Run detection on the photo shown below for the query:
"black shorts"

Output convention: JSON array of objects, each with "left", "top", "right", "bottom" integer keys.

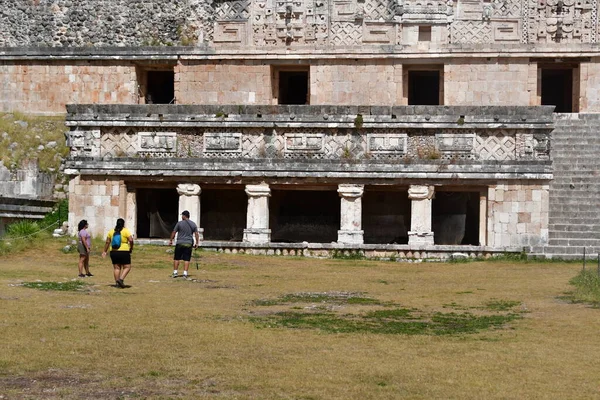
[
  {"left": 110, "top": 251, "right": 131, "bottom": 265},
  {"left": 174, "top": 244, "right": 193, "bottom": 261}
]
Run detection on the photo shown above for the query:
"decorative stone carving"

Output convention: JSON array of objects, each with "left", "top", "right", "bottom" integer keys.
[
  {"left": 204, "top": 132, "right": 242, "bottom": 152},
  {"left": 138, "top": 132, "right": 177, "bottom": 157},
  {"left": 367, "top": 133, "right": 407, "bottom": 154},
  {"left": 285, "top": 133, "right": 324, "bottom": 152},
  {"left": 68, "top": 128, "right": 101, "bottom": 158},
  {"left": 436, "top": 132, "right": 474, "bottom": 158},
  {"left": 474, "top": 132, "right": 516, "bottom": 161}
]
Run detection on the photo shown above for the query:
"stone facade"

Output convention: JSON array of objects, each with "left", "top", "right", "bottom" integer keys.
[{"left": 2, "top": 0, "right": 600, "bottom": 258}]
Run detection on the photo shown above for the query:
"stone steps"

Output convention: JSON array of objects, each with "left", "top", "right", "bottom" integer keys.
[{"left": 539, "top": 114, "right": 600, "bottom": 257}]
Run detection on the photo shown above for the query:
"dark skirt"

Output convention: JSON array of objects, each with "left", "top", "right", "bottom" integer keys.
[{"left": 110, "top": 251, "right": 131, "bottom": 265}]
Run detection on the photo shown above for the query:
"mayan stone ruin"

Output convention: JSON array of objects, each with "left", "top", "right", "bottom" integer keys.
[{"left": 1, "top": 0, "right": 599, "bottom": 258}]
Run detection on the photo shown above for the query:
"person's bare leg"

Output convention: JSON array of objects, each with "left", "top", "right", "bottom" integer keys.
[
  {"left": 173, "top": 259, "right": 180, "bottom": 276},
  {"left": 84, "top": 254, "right": 91, "bottom": 275},
  {"left": 78, "top": 255, "right": 86, "bottom": 276},
  {"left": 113, "top": 264, "right": 121, "bottom": 283},
  {"left": 119, "top": 264, "right": 131, "bottom": 282}
]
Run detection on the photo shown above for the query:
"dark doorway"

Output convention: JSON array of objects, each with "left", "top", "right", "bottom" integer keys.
[
  {"left": 146, "top": 70, "right": 175, "bottom": 104},
  {"left": 363, "top": 189, "right": 411, "bottom": 244},
  {"left": 408, "top": 70, "right": 440, "bottom": 105},
  {"left": 278, "top": 70, "right": 309, "bottom": 105},
  {"left": 541, "top": 68, "right": 573, "bottom": 112},
  {"left": 432, "top": 191, "right": 480, "bottom": 245},
  {"left": 201, "top": 188, "right": 246, "bottom": 241},
  {"left": 136, "top": 188, "right": 179, "bottom": 238},
  {"left": 270, "top": 190, "right": 339, "bottom": 242}
]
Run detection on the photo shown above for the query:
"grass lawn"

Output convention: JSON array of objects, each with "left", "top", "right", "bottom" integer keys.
[{"left": 1, "top": 237, "right": 599, "bottom": 399}]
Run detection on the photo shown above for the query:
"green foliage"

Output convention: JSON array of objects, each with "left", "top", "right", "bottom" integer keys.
[
  {"left": 332, "top": 250, "right": 365, "bottom": 260},
  {"left": 22, "top": 281, "right": 88, "bottom": 291},
  {"left": 354, "top": 114, "right": 364, "bottom": 129},
  {"left": 40, "top": 199, "right": 68, "bottom": 228},
  {"left": 6, "top": 220, "right": 40, "bottom": 238},
  {"left": 568, "top": 269, "right": 600, "bottom": 306}
]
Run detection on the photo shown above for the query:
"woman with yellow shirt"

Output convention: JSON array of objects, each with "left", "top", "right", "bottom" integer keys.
[{"left": 102, "top": 218, "right": 134, "bottom": 288}]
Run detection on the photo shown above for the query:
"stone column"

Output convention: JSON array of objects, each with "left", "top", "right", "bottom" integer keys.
[
  {"left": 243, "top": 184, "right": 271, "bottom": 243},
  {"left": 337, "top": 184, "right": 364, "bottom": 244},
  {"left": 125, "top": 187, "right": 137, "bottom": 237},
  {"left": 177, "top": 183, "right": 203, "bottom": 240},
  {"left": 408, "top": 185, "right": 434, "bottom": 246}
]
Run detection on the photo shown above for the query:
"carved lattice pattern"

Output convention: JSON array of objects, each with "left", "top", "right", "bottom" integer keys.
[
  {"left": 474, "top": 132, "right": 516, "bottom": 160},
  {"left": 100, "top": 127, "right": 138, "bottom": 157},
  {"left": 450, "top": 21, "right": 492, "bottom": 43},
  {"left": 330, "top": 22, "right": 363, "bottom": 45},
  {"left": 491, "top": 0, "right": 521, "bottom": 17},
  {"left": 362, "top": 0, "right": 396, "bottom": 20},
  {"left": 214, "top": 0, "right": 251, "bottom": 19}
]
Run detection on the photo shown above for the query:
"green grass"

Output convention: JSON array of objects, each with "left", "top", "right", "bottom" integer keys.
[
  {"left": 251, "top": 307, "right": 522, "bottom": 336},
  {"left": 21, "top": 281, "right": 88, "bottom": 291},
  {"left": 568, "top": 269, "right": 600, "bottom": 305},
  {"left": 250, "top": 293, "right": 523, "bottom": 336}
]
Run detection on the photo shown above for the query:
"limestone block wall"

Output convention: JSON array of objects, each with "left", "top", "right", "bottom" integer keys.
[
  {"left": 0, "top": 61, "right": 137, "bottom": 114},
  {"left": 311, "top": 61, "right": 402, "bottom": 105},
  {"left": 445, "top": 59, "right": 534, "bottom": 106},
  {"left": 176, "top": 61, "right": 271, "bottom": 105},
  {"left": 579, "top": 58, "right": 600, "bottom": 113},
  {"left": 68, "top": 176, "right": 125, "bottom": 238},
  {"left": 487, "top": 182, "right": 549, "bottom": 248}
]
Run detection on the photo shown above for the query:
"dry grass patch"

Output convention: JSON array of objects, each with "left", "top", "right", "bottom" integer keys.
[{"left": 1, "top": 238, "right": 599, "bottom": 399}]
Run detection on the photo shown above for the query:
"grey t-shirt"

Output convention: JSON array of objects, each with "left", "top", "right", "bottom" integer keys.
[{"left": 173, "top": 219, "right": 198, "bottom": 245}]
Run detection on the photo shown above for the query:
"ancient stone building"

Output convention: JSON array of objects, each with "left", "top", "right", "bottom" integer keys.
[{"left": 1, "top": 0, "right": 599, "bottom": 258}]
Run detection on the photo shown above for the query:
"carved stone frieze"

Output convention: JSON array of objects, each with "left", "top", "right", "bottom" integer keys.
[
  {"left": 138, "top": 132, "right": 177, "bottom": 154},
  {"left": 204, "top": 132, "right": 243, "bottom": 152},
  {"left": 435, "top": 132, "right": 474, "bottom": 158},
  {"left": 68, "top": 128, "right": 101, "bottom": 158},
  {"left": 367, "top": 133, "right": 407, "bottom": 154}
]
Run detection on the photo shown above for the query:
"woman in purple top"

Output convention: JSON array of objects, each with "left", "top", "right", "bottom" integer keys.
[{"left": 77, "top": 219, "right": 93, "bottom": 278}]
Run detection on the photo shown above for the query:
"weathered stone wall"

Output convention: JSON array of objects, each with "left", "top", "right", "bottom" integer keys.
[
  {"left": 580, "top": 58, "right": 600, "bottom": 113},
  {"left": 445, "top": 59, "right": 535, "bottom": 106},
  {"left": 0, "top": 0, "right": 210, "bottom": 47},
  {"left": 175, "top": 61, "right": 272, "bottom": 105},
  {"left": 0, "top": 61, "right": 137, "bottom": 114},
  {"left": 487, "top": 182, "right": 549, "bottom": 248},
  {"left": 312, "top": 61, "right": 402, "bottom": 105},
  {"left": 68, "top": 176, "right": 124, "bottom": 238},
  {"left": 0, "top": 0, "right": 596, "bottom": 47},
  {"left": 0, "top": 160, "right": 55, "bottom": 199}
]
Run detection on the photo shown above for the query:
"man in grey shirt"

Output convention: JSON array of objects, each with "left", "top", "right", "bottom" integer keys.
[{"left": 169, "top": 210, "right": 200, "bottom": 278}]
